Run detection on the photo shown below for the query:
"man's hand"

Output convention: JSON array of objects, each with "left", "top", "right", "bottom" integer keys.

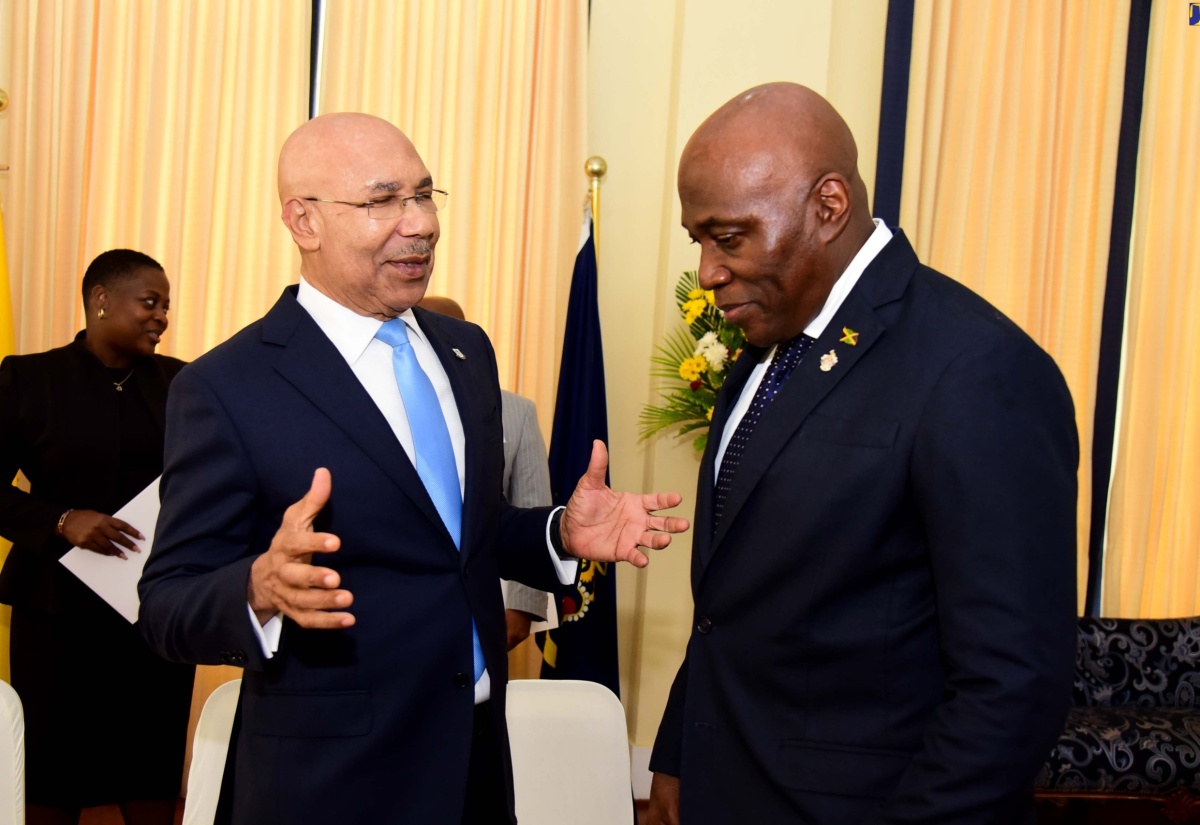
[
  {"left": 61, "top": 510, "right": 145, "bottom": 559},
  {"left": 646, "top": 772, "right": 680, "bottom": 825},
  {"left": 505, "top": 609, "right": 536, "bottom": 650},
  {"left": 247, "top": 468, "right": 354, "bottom": 629},
  {"left": 560, "top": 441, "right": 689, "bottom": 567}
]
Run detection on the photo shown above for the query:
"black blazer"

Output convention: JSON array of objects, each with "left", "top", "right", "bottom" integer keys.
[
  {"left": 650, "top": 232, "right": 1079, "bottom": 824},
  {"left": 138, "top": 288, "right": 561, "bottom": 824},
  {"left": 0, "top": 334, "right": 184, "bottom": 612}
]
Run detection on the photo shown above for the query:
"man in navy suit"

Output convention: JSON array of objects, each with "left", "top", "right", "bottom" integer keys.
[
  {"left": 138, "top": 112, "right": 688, "bottom": 825},
  {"left": 646, "top": 83, "right": 1078, "bottom": 824}
]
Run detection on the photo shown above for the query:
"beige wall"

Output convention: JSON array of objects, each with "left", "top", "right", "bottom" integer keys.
[{"left": 589, "top": 0, "right": 888, "bottom": 747}]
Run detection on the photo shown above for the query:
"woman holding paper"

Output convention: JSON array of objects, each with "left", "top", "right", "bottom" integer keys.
[{"left": 0, "top": 249, "right": 195, "bottom": 825}]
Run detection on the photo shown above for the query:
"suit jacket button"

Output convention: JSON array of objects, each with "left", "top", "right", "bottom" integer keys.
[
  {"left": 455, "top": 672, "right": 471, "bottom": 689},
  {"left": 696, "top": 617, "right": 712, "bottom": 635},
  {"left": 463, "top": 564, "right": 470, "bottom": 579}
]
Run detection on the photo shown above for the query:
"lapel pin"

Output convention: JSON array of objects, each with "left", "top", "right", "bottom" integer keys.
[
  {"left": 451, "top": 348, "right": 466, "bottom": 360},
  {"left": 840, "top": 327, "right": 859, "bottom": 346},
  {"left": 819, "top": 350, "right": 839, "bottom": 372}
]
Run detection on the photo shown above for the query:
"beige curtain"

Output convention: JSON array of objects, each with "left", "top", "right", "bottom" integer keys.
[
  {"left": 318, "top": 0, "right": 588, "bottom": 433},
  {"left": 901, "top": 0, "right": 1129, "bottom": 609},
  {"left": 1101, "top": 2, "right": 1200, "bottom": 618},
  {"left": 2, "top": 0, "right": 312, "bottom": 777},
  {"left": 4, "top": 0, "right": 310, "bottom": 360}
]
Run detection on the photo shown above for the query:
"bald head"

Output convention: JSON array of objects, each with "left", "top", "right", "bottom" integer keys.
[
  {"left": 276, "top": 113, "right": 441, "bottom": 320},
  {"left": 682, "top": 82, "right": 868, "bottom": 214},
  {"left": 677, "top": 84, "right": 875, "bottom": 347},
  {"left": 278, "top": 113, "right": 425, "bottom": 206}
]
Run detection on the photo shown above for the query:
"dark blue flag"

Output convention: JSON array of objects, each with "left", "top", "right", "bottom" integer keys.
[{"left": 539, "top": 209, "right": 619, "bottom": 696}]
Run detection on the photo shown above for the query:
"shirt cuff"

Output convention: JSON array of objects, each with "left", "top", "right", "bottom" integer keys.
[
  {"left": 247, "top": 603, "right": 282, "bottom": 658},
  {"left": 545, "top": 505, "right": 578, "bottom": 585}
]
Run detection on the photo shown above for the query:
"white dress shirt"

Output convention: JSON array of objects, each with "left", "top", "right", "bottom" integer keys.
[
  {"left": 250, "top": 277, "right": 576, "bottom": 703},
  {"left": 714, "top": 219, "right": 894, "bottom": 473}
]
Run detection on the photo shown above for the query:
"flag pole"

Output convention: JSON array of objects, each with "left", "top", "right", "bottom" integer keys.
[{"left": 584, "top": 156, "right": 606, "bottom": 264}]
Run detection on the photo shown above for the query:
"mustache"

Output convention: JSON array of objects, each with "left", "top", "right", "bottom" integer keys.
[{"left": 395, "top": 240, "right": 434, "bottom": 258}]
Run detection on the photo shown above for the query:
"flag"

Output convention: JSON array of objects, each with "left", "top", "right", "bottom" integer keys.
[
  {"left": 0, "top": 201, "right": 15, "bottom": 682},
  {"left": 539, "top": 206, "right": 620, "bottom": 695}
]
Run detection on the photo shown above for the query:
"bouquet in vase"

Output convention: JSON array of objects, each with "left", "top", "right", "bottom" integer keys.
[{"left": 638, "top": 270, "right": 746, "bottom": 453}]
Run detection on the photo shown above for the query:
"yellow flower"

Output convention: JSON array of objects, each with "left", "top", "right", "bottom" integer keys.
[
  {"left": 687, "top": 288, "right": 705, "bottom": 300},
  {"left": 704, "top": 290, "right": 716, "bottom": 306},
  {"left": 706, "top": 407, "right": 714, "bottom": 421},
  {"left": 682, "top": 298, "right": 706, "bottom": 325},
  {"left": 679, "top": 356, "right": 706, "bottom": 382}
]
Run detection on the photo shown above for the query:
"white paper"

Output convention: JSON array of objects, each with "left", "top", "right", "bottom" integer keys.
[{"left": 59, "top": 476, "right": 160, "bottom": 624}]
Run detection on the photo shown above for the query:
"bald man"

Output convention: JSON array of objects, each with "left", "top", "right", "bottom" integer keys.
[
  {"left": 419, "top": 295, "right": 555, "bottom": 649},
  {"left": 138, "top": 113, "right": 687, "bottom": 825},
  {"left": 647, "top": 84, "right": 1077, "bottom": 824}
]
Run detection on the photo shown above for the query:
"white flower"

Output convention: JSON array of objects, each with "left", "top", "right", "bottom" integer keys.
[{"left": 695, "top": 333, "right": 728, "bottom": 372}]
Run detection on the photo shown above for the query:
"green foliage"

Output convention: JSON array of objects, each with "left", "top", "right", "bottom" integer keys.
[{"left": 638, "top": 271, "right": 746, "bottom": 453}]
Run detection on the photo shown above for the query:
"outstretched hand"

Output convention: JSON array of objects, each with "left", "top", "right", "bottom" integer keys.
[
  {"left": 560, "top": 441, "right": 689, "bottom": 567},
  {"left": 247, "top": 468, "right": 354, "bottom": 629}
]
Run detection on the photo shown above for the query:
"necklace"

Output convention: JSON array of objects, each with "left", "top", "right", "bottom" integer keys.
[{"left": 113, "top": 370, "right": 134, "bottom": 392}]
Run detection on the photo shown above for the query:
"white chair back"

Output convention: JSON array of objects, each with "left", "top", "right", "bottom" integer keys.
[
  {"left": 0, "top": 680, "right": 24, "bottom": 825},
  {"left": 506, "top": 679, "right": 633, "bottom": 824},
  {"left": 182, "top": 677, "right": 241, "bottom": 825}
]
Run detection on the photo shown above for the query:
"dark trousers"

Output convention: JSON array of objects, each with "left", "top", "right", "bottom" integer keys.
[{"left": 462, "top": 701, "right": 510, "bottom": 824}]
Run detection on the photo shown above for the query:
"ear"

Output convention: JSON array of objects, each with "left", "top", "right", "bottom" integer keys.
[
  {"left": 281, "top": 198, "right": 321, "bottom": 252},
  {"left": 812, "top": 174, "right": 852, "bottom": 243},
  {"left": 90, "top": 284, "right": 108, "bottom": 314}
]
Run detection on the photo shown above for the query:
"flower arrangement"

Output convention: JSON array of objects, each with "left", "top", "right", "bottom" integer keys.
[{"left": 638, "top": 270, "right": 746, "bottom": 452}]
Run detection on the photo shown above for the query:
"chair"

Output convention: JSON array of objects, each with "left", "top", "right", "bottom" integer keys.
[
  {"left": 1036, "top": 617, "right": 1200, "bottom": 825},
  {"left": 506, "top": 679, "right": 633, "bottom": 824},
  {"left": 182, "top": 678, "right": 241, "bottom": 825},
  {"left": 0, "top": 680, "right": 23, "bottom": 825}
]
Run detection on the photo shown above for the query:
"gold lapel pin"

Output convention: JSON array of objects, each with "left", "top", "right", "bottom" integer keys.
[
  {"left": 451, "top": 348, "right": 466, "bottom": 360},
  {"left": 819, "top": 350, "right": 839, "bottom": 372},
  {"left": 840, "top": 327, "right": 859, "bottom": 346}
]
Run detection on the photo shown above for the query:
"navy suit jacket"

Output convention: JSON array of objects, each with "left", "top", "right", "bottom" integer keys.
[
  {"left": 139, "top": 287, "right": 561, "bottom": 824},
  {"left": 650, "top": 232, "right": 1079, "bottom": 824}
]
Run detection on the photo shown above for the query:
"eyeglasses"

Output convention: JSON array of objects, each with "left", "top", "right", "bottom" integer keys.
[{"left": 304, "top": 189, "right": 448, "bottom": 219}]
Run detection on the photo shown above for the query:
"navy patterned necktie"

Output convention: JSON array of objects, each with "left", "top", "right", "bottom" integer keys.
[{"left": 713, "top": 334, "right": 816, "bottom": 530}]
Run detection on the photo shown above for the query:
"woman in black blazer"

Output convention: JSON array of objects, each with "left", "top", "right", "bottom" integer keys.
[{"left": 0, "top": 250, "right": 194, "bottom": 825}]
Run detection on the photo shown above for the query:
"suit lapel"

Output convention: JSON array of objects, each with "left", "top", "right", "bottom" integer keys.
[
  {"left": 265, "top": 291, "right": 457, "bottom": 551},
  {"left": 702, "top": 232, "right": 919, "bottom": 571}
]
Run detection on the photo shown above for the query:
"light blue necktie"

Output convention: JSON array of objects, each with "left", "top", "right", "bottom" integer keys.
[{"left": 376, "top": 318, "right": 485, "bottom": 682}]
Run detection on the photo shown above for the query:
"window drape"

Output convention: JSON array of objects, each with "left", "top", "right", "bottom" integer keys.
[
  {"left": 1101, "top": 2, "right": 1200, "bottom": 618},
  {"left": 317, "top": 0, "right": 588, "bottom": 430},
  {"left": 900, "top": 0, "right": 1129, "bottom": 608}
]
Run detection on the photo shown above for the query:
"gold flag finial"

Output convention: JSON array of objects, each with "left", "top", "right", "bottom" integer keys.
[{"left": 585, "top": 156, "right": 606, "bottom": 263}]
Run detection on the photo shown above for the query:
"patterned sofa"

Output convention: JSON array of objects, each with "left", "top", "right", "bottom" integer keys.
[{"left": 1036, "top": 616, "right": 1200, "bottom": 824}]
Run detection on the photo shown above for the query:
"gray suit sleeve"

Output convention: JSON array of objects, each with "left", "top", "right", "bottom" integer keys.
[{"left": 499, "top": 391, "right": 553, "bottom": 618}]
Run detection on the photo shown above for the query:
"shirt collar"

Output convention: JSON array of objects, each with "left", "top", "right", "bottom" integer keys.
[
  {"left": 296, "top": 276, "right": 426, "bottom": 364},
  {"left": 804, "top": 218, "right": 894, "bottom": 338}
]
